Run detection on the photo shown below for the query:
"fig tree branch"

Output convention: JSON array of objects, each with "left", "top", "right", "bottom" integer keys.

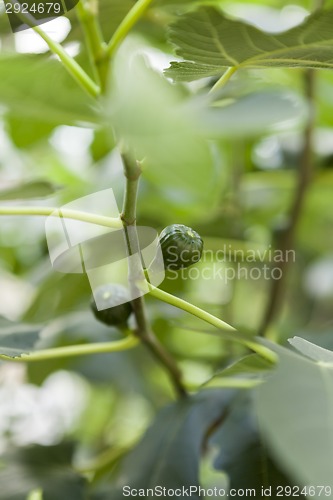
[{"left": 121, "top": 153, "right": 188, "bottom": 399}]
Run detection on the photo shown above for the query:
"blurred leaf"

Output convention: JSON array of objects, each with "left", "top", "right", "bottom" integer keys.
[
  {"left": 155, "top": 0, "right": 226, "bottom": 4},
  {"left": 67, "top": 0, "right": 135, "bottom": 43},
  {"left": 203, "top": 354, "right": 273, "bottom": 389},
  {"left": 27, "top": 490, "right": 43, "bottom": 500},
  {"left": 0, "top": 181, "right": 59, "bottom": 201},
  {"left": 25, "top": 312, "right": 102, "bottom": 385},
  {"left": 90, "top": 127, "right": 115, "bottom": 163},
  {"left": 27, "top": 357, "right": 68, "bottom": 386},
  {"left": 109, "top": 50, "right": 223, "bottom": 212},
  {"left": 298, "top": 172, "right": 333, "bottom": 253},
  {"left": 0, "top": 10, "right": 12, "bottom": 35},
  {"left": 106, "top": 389, "right": 236, "bottom": 498},
  {"left": 289, "top": 336, "right": 333, "bottom": 363},
  {"left": 292, "top": 329, "right": 333, "bottom": 352},
  {"left": 256, "top": 339, "right": 333, "bottom": 491},
  {"left": 240, "top": 170, "right": 296, "bottom": 225},
  {"left": 0, "top": 54, "right": 98, "bottom": 126},
  {"left": 197, "top": 91, "right": 306, "bottom": 138},
  {"left": 213, "top": 392, "right": 293, "bottom": 491},
  {"left": 317, "top": 71, "right": 333, "bottom": 127},
  {"left": 166, "top": 7, "right": 333, "bottom": 82},
  {"left": 5, "top": 115, "right": 56, "bottom": 148},
  {"left": 0, "top": 443, "right": 86, "bottom": 500},
  {"left": 26, "top": 312, "right": 147, "bottom": 391},
  {"left": 35, "top": 312, "right": 119, "bottom": 349},
  {"left": 0, "top": 324, "right": 40, "bottom": 358},
  {"left": 0, "top": 316, "right": 18, "bottom": 328},
  {"left": 23, "top": 273, "right": 92, "bottom": 323}
]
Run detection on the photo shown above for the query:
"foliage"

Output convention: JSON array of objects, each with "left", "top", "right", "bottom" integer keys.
[
  {"left": 166, "top": 7, "right": 333, "bottom": 82},
  {"left": 0, "top": 0, "right": 333, "bottom": 498}
]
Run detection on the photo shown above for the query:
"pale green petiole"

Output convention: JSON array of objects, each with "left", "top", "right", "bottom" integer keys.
[
  {"left": 0, "top": 335, "right": 139, "bottom": 363},
  {"left": 0, "top": 206, "right": 122, "bottom": 229},
  {"left": 145, "top": 283, "right": 277, "bottom": 364},
  {"left": 107, "top": 0, "right": 155, "bottom": 57}
]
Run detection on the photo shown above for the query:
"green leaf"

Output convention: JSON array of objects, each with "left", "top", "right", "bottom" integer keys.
[
  {"left": 204, "top": 354, "right": 273, "bottom": 389},
  {"left": 23, "top": 272, "right": 92, "bottom": 323},
  {"left": 5, "top": 115, "right": 56, "bottom": 148},
  {"left": 165, "top": 7, "right": 333, "bottom": 82},
  {"left": 27, "top": 490, "right": 43, "bottom": 500},
  {"left": 109, "top": 50, "right": 220, "bottom": 212},
  {"left": 0, "top": 443, "right": 86, "bottom": 500},
  {"left": 25, "top": 312, "right": 143, "bottom": 387},
  {"left": 204, "top": 356, "right": 273, "bottom": 390},
  {"left": 106, "top": 390, "right": 236, "bottom": 498},
  {"left": 289, "top": 336, "right": 333, "bottom": 363},
  {"left": 0, "top": 324, "right": 40, "bottom": 358},
  {"left": 0, "top": 54, "right": 98, "bottom": 126},
  {"left": 166, "top": 62, "right": 223, "bottom": 82},
  {"left": 0, "top": 181, "right": 59, "bottom": 201},
  {"left": 197, "top": 90, "right": 306, "bottom": 138},
  {"left": 90, "top": 127, "right": 115, "bottom": 163},
  {"left": 256, "top": 339, "right": 333, "bottom": 491},
  {"left": 213, "top": 392, "right": 294, "bottom": 492}
]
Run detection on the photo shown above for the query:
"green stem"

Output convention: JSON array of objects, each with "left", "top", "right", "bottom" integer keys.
[
  {"left": 8, "top": 0, "right": 100, "bottom": 98},
  {"left": 107, "top": 0, "right": 155, "bottom": 57},
  {"left": 149, "top": 285, "right": 235, "bottom": 332},
  {"left": 147, "top": 285, "right": 277, "bottom": 364},
  {"left": 9, "top": 0, "right": 100, "bottom": 97},
  {"left": 0, "top": 206, "right": 122, "bottom": 229},
  {"left": 33, "top": 25, "right": 100, "bottom": 97},
  {"left": 121, "top": 155, "right": 141, "bottom": 225},
  {"left": 121, "top": 154, "right": 188, "bottom": 398},
  {"left": 76, "top": 0, "right": 109, "bottom": 92},
  {"left": 201, "top": 378, "right": 263, "bottom": 390},
  {"left": 0, "top": 335, "right": 138, "bottom": 363},
  {"left": 210, "top": 66, "right": 238, "bottom": 93}
]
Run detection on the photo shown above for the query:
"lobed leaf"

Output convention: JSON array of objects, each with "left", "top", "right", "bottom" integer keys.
[{"left": 165, "top": 7, "right": 333, "bottom": 82}]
